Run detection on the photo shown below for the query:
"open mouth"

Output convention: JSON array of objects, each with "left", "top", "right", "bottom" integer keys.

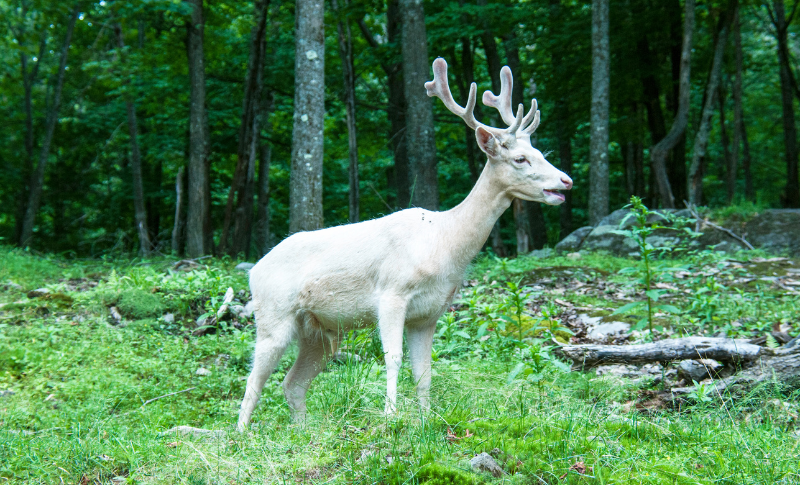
[{"left": 543, "top": 189, "right": 565, "bottom": 202}]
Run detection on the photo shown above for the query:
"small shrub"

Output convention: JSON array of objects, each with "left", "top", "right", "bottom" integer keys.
[{"left": 115, "top": 288, "right": 165, "bottom": 319}]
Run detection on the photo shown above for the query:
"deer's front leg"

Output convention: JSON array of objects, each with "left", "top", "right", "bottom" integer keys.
[{"left": 378, "top": 294, "right": 407, "bottom": 415}]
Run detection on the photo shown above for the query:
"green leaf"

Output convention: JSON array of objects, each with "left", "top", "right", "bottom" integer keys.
[
  {"left": 453, "top": 330, "right": 471, "bottom": 339},
  {"left": 507, "top": 362, "right": 526, "bottom": 384},
  {"left": 655, "top": 304, "right": 681, "bottom": 314},
  {"left": 645, "top": 290, "right": 662, "bottom": 301},
  {"left": 612, "top": 301, "right": 645, "bottom": 314}
]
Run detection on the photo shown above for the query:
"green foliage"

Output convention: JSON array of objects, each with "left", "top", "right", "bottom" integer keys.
[
  {"left": 612, "top": 196, "right": 698, "bottom": 334},
  {"left": 114, "top": 288, "right": 165, "bottom": 320}
]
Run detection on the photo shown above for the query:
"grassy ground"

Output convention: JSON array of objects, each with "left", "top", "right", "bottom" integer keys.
[{"left": 1, "top": 245, "right": 799, "bottom": 484}]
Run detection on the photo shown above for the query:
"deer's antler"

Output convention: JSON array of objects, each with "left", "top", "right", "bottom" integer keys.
[{"left": 426, "top": 58, "right": 541, "bottom": 141}]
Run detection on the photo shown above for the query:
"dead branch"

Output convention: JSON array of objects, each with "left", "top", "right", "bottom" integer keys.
[{"left": 684, "top": 201, "right": 755, "bottom": 250}]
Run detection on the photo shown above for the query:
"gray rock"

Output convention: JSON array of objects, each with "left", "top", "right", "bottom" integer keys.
[
  {"left": 27, "top": 288, "right": 51, "bottom": 298},
  {"left": 195, "top": 367, "right": 212, "bottom": 376},
  {"left": 235, "top": 262, "right": 255, "bottom": 272},
  {"left": 529, "top": 248, "right": 553, "bottom": 258},
  {"left": 555, "top": 226, "right": 593, "bottom": 252},
  {"left": 581, "top": 225, "right": 638, "bottom": 254},
  {"left": 745, "top": 209, "right": 800, "bottom": 256},
  {"left": 595, "top": 364, "right": 640, "bottom": 378},
  {"left": 163, "top": 313, "right": 175, "bottom": 324},
  {"left": 677, "top": 359, "right": 722, "bottom": 382},
  {"left": 588, "top": 321, "right": 630, "bottom": 340},
  {"left": 597, "top": 209, "right": 634, "bottom": 228},
  {"left": 3, "top": 281, "right": 22, "bottom": 291},
  {"left": 470, "top": 452, "right": 504, "bottom": 477},
  {"left": 577, "top": 314, "right": 603, "bottom": 326},
  {"left": 196, "top": 314, "right": 211, "bottom": 326},
  {"left": 566, "top": 252, "right": 582, "bottom": 260},
  {"left": 0, "top": 390, "right": 15, "bottom": 398},
  {"left": 332, "top": 351, "right": 362, "bottom": 363}
]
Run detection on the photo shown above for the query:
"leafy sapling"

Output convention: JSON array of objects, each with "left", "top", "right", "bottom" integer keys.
[{"left": 612, "top": 196, "right": 699, "bottom": 334}]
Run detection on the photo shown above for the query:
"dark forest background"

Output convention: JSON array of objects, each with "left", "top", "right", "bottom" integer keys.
[{"left": 1, "top": 0, "right": 798, "bottom": 259}]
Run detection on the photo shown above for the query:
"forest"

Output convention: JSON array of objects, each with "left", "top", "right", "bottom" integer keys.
[{"left": 2, "top": 0, "right": 799, "bottom": 257}]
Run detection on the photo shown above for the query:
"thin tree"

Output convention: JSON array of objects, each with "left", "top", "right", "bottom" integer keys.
[
  {"left": 333, "top": 0, "right": 359, "bottom": 223},
  {"left": 589, "top": 0, "right": 610, "bottom": 225},
  {"left": 399, "top": 0, "right": 438, "bottom": 210},
  {"left": 185, "top": 0, "right": 211, "bottom": 256},
  {"left": 732, "top": 6, "right": 753, "bottom": 201},
  {"left": 356, "top": 0, "right": 409, "bottom": 208},
  {"left": 220, "top": 0, "right": 270, "bottom": 255},
  {"left": 688, "top": 6, "right": 732, "bottom": 205},
  {"left": 289, "top": 0, "right": 325, "bottom": 233},
  {"left": 171, "top": 166, "right": 186, "bottom": 255},
  {"left": 12, "top": 1, "right": 47, "bottom": 243},
  {"left": 649, "top": 0, "right": 695, "bottom": 209},
  {"left": 719, "top": 81, "right": 734, "bottom": 203},
  {"left": 18, "top": 4, "right": 79, "bottom": 247},
  {"left": 767, "top": 0, "right": 800, "bottom": 207},
  {"left": 254, "top": 94, "right": 275, "bottom": 257},
  {"left": 116, "top": 23, "right": 151, "bottom": 256}
]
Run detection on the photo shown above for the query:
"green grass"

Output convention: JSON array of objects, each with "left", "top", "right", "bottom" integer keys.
[{"left": 1, "top": 245, "right": 799, "bottom": 483}]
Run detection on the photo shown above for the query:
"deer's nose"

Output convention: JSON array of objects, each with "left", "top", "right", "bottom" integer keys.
[{"left": 561, "top": 177, "right": 573, "bottom": 190}]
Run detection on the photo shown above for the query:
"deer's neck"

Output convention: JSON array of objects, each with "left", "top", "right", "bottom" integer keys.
[{"left": 443, "top": 162, "right": 512, "bottom": 269}]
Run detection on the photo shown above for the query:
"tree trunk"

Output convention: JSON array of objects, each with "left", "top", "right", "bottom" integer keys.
[
  {"left": 219, "top": 0, "right": 269, "bottom": 255},
  {"left": 289, "top": 0, "right": 325, "bottom": 233},
  {"left": 15, "top": 30, "right": 47, "bottom": 244},
  {"left": 459, "top": 21, "right": 480, "bottom": 182},
  {"left": 589, "top": 0, "right": 610, "bottom": 225},
  {"left": 232, "top": 0, "right": 270, "bottom": 257},
  {"left": 18, "top": 5, "right": 79, "bottom": 247},
  {"left": 557, "top": 114, "right": 574, "bottom": 239},
  {"left": 185, "top": 0, "right": 211, "bottom": 257},
  {"left": 116, "top": 23, "right": 152, "bottom": 256},
  {"left": 333, "top": 0, "right": 359, "bottom": 223},
  {"left": 649, "top": 0, "right": 695, "bottom": 209},
  {"left": 255, "top": 137, "right": 272, "bottom": 257},
  {"left": 732, "top": 7, "right": 753, "bottom": 201},
  {"left": 399, "top": 0, "right": 438, "bottom": 210},
  {"left": 172, "top": 166, "right": 186, "bottom": 255},
  {"left": 558, "top": 337, "right": 762, "bottom": 367},
  {"left": 719, "top": 82, "right": 734, "bottom": 203},
  {"left": 357, "top": 2, "right": 408, "bottom": 208},
  {"left": 513, "top": 199, "right": 530, "bottom": 254},
  {"left": 772, "top": 0, "right": 800, "bottom": 207},
  {"left": 666, "top": 0, "right": 688, "bottom": 205},
  {"left": 688, "top": 8, "right": 731, "bottom": 206}
]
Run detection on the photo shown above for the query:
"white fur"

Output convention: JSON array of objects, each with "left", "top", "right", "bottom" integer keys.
[{"left": 237, "top": 61, "right": 573, "bottom": 431}]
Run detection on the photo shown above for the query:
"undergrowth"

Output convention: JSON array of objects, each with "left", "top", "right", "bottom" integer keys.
[{"left": 0, "top": 245, "right": 798, "bottom": 484}]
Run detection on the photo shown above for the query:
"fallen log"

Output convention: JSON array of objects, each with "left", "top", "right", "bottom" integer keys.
[
  {"left": 719, "top": 345, "right": 800, "bottom": 392},
  {"left": 557, "top": 337, "right": 762, "bottom": 367}
]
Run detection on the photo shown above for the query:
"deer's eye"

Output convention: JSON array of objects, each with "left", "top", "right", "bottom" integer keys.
[{"left": 514, "top": 157, "right": 529, "bottom": 165}]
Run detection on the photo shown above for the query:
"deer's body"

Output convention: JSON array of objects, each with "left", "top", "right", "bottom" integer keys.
[{"left": 238, "top": 58, "right": 572, "bottom": 431}]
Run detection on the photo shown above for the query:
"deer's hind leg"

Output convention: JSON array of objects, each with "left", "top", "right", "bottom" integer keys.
[
  {"left": 282, "top": 323, "right": 340, "bottom": 420},
  {"left": 237, "top": 310, "right": 295, "bottom": 431}
]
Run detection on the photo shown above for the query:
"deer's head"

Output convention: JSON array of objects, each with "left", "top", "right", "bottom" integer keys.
[{"left": 425, "top": 58, "right": 573, "bottom": 205}]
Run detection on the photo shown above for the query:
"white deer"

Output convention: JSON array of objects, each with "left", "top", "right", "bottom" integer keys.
[{"left": 237, "top": 57, "right": 572, "bottom": 431}]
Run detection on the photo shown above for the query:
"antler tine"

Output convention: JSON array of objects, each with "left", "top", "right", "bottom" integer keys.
[
  {"left": 425, "top": 58, "right": 486, "bottom": 131},
  {"left": 520, "top": 98, "right": 541, "bottom": 137},
  {"left": 481, "top": 66, "right": 516, "bottom": 126}
]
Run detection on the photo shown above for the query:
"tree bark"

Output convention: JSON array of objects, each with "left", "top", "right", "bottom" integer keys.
[
  {"left": 557, "top": 114, "right": 574, "bottom": 239},
  {"left": 732, "top": 7, "right": 753, "bottom": 201},
  {"left": 399, "top": 0, "right": 438, "bottom": 210},
  {"left": 649, "top": 0, "right": 695, "bottom": 209},
  {"left": 771, "top": 0, "right": 800, "bottom": 207},
  {"left": 557, "top": 337, "right": 762, "bottom": 367},
  {"left": 719, "top": 81, "right": 734, "bottom": 203},
  {"left": 14, "top": 27, "right": 48, "bottom": 244},
  {"left": 589, "top": 0, "right": 610, "bottom": 225},
  {"left": 357, "top": 3, "right": 408, "bottom": 208},
  {"left": 116, "top": 23, "right": 152, "bottom": 256},
  {"left": 219, "top": 0, "right": 269, "bottom": 255},
  {"left": 333, "top": 0, "right": 360, "bottom": 223},
  {"left": 688, "top": 8, "right": 731, "bottom": 206},
  {"left": 18, "top": 5, "right": 79, "bottom": 247},
  {"left": 289, "top": 0, "right": 325, "bottom": 233},
  {"left": 172, "top": 166, "right": 186, "bottom": 255},
  {"left": 185, "top": 0, "right": 211, "bottom": 256},
  {"left": 667, "top": 0, "right": 688, "bottom": 205},
  {"left": 255, "top": 137, "right": 272, "bottom": 257}
]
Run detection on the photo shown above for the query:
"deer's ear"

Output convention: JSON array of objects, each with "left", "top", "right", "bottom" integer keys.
[{"left": 476, "top": 127, "right": 499, "bottom": 158}]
